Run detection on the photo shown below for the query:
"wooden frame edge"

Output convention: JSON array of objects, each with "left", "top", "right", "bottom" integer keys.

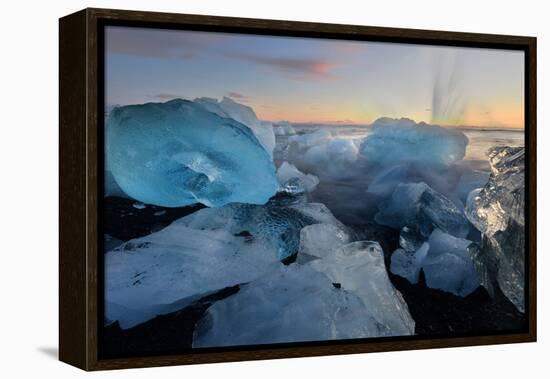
[{"left": 58, "top": 7, "right": 537, "bottom": 371}]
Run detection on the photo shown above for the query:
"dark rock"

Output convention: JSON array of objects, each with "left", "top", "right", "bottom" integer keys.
[
  {"left": 103, "top": 196, "right": 204, "bottom": 243},
  {"left": 100, "top": 285, "right": 240, "bottom": 358},
  {"left": 389, "top": 270, "right": 526, "bottom": 336},
  {"left": 281, "top": 252, "right": 298, "bottom": 265}
]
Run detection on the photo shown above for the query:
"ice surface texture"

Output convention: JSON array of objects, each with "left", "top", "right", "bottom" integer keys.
[
  {"left": 195, "top": 241, "right": 414, "bottom": 347},
  {"left": 193, "top": 264, "right": 386, "bottom": 347},
  {"left": 422, "top": 230, "right": 480, "bottom": 297},
  {"left": 105, "top": 222, "right": 279, "bottom": 328},
  {"left": 288, "top": 129, "right": 360, "bottom": 178},
  {"left": 194, "top": 97, "right": 276, "bottom": 157},
  {"left": 375, "top": 182, "right": 470, "bottom": 238},
  {"left": 106, "top": 99, "right": 278, "bottom": 207},
  {"left": 359, "top": 117, "right": 468, "bottom": 168},
  {"left": 297, "top": 223, "right": 350, "bottom": 263},
  {"left": 273, "top": 121, "right": 296, "bottom": 136},
  {"left": 391, "top": 243, "right": 429, "bottom": 284},
  {"left": 391, "top": 230, "right": 480, "bottom": 297},
  {"left": 310, "top": 241, "right": 415, "bottom": 335},
  {"left": 276, "top": 161, "right": 319, "bottom": 194},
  {"left": 180, "top": 201, "right": 345, "bottom": 261},
  {"left": 465, "top": 146, "right": 525, "bottom": 312},
  {"left": 105, "top": 200, "right": 350, "bottom": 328}
]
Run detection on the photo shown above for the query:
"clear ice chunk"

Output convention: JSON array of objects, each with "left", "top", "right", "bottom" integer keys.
[
  {"left": 297, "top": 223, "right": 350, "bottom": 263},
  {"left": 178, "top": 201, "right": 345, "bottom": 261},
  {"left": 193, "top": 264, "right": 389, "bottom": 347},
  {"left": 106, "top": 199, "right": 349, "bottom": 328},
  {"left": 465, "top": 146, "right": 525, "bottom": 312},
  {"left": 390, "top": 242, "right": 429, "bottom": 284},
  {"left": 309, "top": 241, "right": 415, "bottom": 335},
  {"left": 106, "top": 99, "right": 278, "bottom": 207},
  {"left": 422, "top": 229, "right": 480, "bottom": 297},
  {"left": 105, "top": 223, "right": 279, "bottom": 328},
  {"left": 375, "top": 182, "right": 469, "bottom": 238},
  {"left": 359, "top": 117, "right": 468, "bottom": 168},
  {"left": 194, "top": 96, "right": 276, "bottom": 157},
  {"left": 276, "top": 161, "right": 319, "bottom": 193},
  {"left": 399, "top": 225, "right": 425, "bottom": 252},
  {"left": 367, "top": 164, "right": 419, "bottom": 197}
]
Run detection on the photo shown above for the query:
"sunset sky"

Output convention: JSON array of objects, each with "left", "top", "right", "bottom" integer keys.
[{"left": 105, "top": 26, "right": 525, "bottom": 129}]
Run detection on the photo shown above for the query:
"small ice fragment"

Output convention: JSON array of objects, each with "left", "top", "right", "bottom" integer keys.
[{"left": 132, "top": 202, "right": 146, "bottom": 210}]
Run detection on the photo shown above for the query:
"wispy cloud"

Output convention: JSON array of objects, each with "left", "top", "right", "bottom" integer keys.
[
  {"left": 106, "top": 26, "right": 342, "bottom": 81},
  {"left": 230, "top": 53, "right": 339, "bottom": 80}
]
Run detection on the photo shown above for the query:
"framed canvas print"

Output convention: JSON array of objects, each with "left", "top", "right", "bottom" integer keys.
[{"left": 59, "top": 8, "right": 536, "bottom": 371}]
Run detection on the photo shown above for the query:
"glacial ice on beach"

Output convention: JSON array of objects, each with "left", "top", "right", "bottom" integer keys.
[
  {"left": 466, "top": 147, "right": 525, "bottom": 236},
  {"left": 194, "top": 97, "right": 276, "bottom": 157},
  {"left": 455, "top": 170, "right": 490, "bottom": 203},
  {"left": 193, "top": 264, "right": 387, "bottom": 347},
  {"left": 391, "top": 229, "right": 480, "bottom": 297},
  {"left": 105, "top": 223, "right": 279, "bottom": 328},
  {"left": 177, "top": 201, "right": 346, "bottom": 261},
  {"left": 390, "top": 242, "right": 429, "bottom": 284},
  {"left": 307, "top": 138, "right": 359, "bottom": 166},
  {"left": 366, "top": 164, "right": 419, "bottom": 197},
  {"left": 399, "top": 225, "right": 425, "bottom": 252},
  {"left": 465, "top": 146, "right": 525, "bottom": 312},
  {"left": 287, "top": 130, "right": 360, "bottom": 178},
  {"left": 422, "top": 229, "right": 480, "bottom": 297},
  {"left": 289, "top": 129, "right": 332, "bottom": 149},
  {"left": 309, "top": 241, "right": 415, "bottom": 335},
  {"left": 194, "top": 241, "right": 415, "bottom": 347},
  {"left": 297, "top": 223, "right": 350, "bottom": 262},
  {"left": 359, "top": 117, "right": 468, "bottom": 168},
  {"left": 375, "top": 182, "right": 469, "bottom": 238},
  {"left": 106, "top": 99, "right": 278, "bottom": 207},
  {"left": 273, "top": 121, "right": 296, "bottom": 136},
  {"left": 276, "top": 161, "right": 319, "bottom": 193},
  {"left": 106, "top": 199, "right": 349, "bottom": 328}
]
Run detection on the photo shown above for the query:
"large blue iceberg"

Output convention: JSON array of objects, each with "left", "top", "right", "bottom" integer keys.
[
  {"left": 360, "top": 117, "right": 468, "bottom": 168},
  {"left": 106, "top": 99, "right": 278, "bottom": 207}
]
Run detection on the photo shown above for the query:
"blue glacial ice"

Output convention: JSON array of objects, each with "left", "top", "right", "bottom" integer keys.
[
  {"left": 422, "top": 229, "right": 480, "bottom": 297},
  {"left": 106, "top": 99, "right": 278, "bottom": 207},
  {"left": 105, "top": 200, "right": 351, "bottom": 328},
  {"left": 296, "top": 223, "right": 350, "bottom": 263},
  {"left": 390, "top": 242, "right": 429, "bottom": 284},
  {"left": 193, "top": 264, "right": 388, "bottom": 347},
  {"left": 375, "top": 182, "right": 470, "bottom": 238},
  {"left": 105, "top": 222, "right": 280, "bottom": 328},
  {"left": 276, "top": 161, "right": 319, "bottom": 194},
  {"left": 179, "top": 201, "right": 346, "bottom": 261},
  {"left": 194, "top": 240, "right": 414, "bottom": 347},
  {"left": 287, "top": 130, "right": 360, "bottom": 179},
  {"left": 194, "top": 97, "right": 276, "bottom": 157},
  {"left": 359, "top": 117, "right": 468, "bottom": 168},
  {"left": 391, "top": 229, "right": 480, "bottom": 297},
  {"left": 309, "top": 241, "right": 415, "bottom": 335}
]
